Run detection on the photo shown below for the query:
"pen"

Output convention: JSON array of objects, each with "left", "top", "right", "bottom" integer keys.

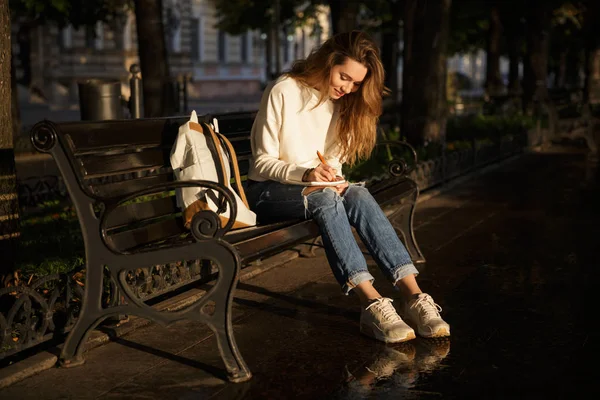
[{"left": 317, "top": 150, "right": 328, "bottom": 166}]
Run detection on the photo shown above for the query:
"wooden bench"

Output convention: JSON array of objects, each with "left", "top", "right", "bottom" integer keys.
[{"left": 29, "top": 111, "right": 425, "bottom": 383}]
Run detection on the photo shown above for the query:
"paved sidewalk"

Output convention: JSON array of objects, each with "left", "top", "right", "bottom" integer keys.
[{"left": 1, "top": 146, "right": 597, "bottom": 399}]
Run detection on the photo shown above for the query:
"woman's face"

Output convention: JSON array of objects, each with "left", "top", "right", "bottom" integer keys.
[{"left": 329, "top": 58, "right": 368, "bottom": 99}]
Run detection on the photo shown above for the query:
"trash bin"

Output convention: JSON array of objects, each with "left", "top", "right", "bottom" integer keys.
[{"left": 78, "top": 79, "right": 124, "bottom": 121}]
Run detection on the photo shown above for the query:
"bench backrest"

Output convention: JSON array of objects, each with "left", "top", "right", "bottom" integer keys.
[
  {"left": 33, "top": 112, "right": 257, "bottom": 253},
  {"left": 211, "top": 111, "right": 256, "bottom": 178}
]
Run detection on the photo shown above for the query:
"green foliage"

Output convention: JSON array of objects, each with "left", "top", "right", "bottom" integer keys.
[
  {"left": 346, "top": 114, "right": 533, "bottom": 182},
  {"left": 448, "top": 0, "right": 490, "bottom": 54},
  {"left": 16, "top": 201, "right": 84, "bottom": 276},
  {"left": 446, "top": 114, "right": 535, "bottom": 142},
  {"left": 10, "top": 0, "right": 132, "bottom": 28},
  {"left": 210, "top": 0, "right": 320, "bottom": 35}
]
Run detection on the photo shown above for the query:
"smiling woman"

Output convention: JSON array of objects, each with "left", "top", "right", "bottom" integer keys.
[
  {"left": 329, "top": 60, "right": 367, "bottom": 99},
  {"left": 245, "top": 31, "right": 450, "bottom": 344}
]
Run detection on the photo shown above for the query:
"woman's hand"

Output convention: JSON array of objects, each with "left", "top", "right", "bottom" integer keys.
[
  {"left": 304, "top": 164, "right": 338, "bottom": 182},
  {"left": 334, "top": 177, "right": 349, "bottom": 195}
]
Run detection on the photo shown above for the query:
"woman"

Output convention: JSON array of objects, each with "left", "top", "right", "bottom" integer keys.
[{"left": 246, "top": 31, "right": 450, "bottom": 343}]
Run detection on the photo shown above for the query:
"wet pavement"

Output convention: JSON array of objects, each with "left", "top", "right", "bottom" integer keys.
[{"left": 1, "top": 146, "right": 598, "bottom": 399}]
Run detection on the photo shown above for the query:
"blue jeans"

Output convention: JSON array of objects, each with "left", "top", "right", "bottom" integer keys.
[{"left": 246, "top": 180, "right": 419, "bottom": 294}]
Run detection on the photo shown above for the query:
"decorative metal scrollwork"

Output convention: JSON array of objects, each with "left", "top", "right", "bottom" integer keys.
[
  {"left": 376, "top": 140, "right": 418, "bottom": 178},
  {"left": 18, "top": 176, "right": 68, "bottom": 207},
  {"left": 30, "top": 123, "right": 57, "bottom": 153},
  {"left": 190, "top": 210, "right": 223, "bottom": 240},
  {"left": 0, "top": 259, "right": 214, "bottom": 362},
  {"left": 0, "top": 272, "right": 84, "bottom": 360},
  {"left": 388, "top": 159, "right": 409, "bottom": 177}
]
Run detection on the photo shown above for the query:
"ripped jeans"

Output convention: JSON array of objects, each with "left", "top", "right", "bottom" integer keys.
[{"left": 245, "top": 180, "right": 419, "bottom": 294}]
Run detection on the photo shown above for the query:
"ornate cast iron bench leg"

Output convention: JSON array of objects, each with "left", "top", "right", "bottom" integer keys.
[
  {"left": 59, "top": 250, "right": 252, "bottom": 383},
  {"left": 59, "top": 262, "right": 106, "bottom": 367},
  {"left": 200, "top": 247, "right": 252, "bottom": 382}
]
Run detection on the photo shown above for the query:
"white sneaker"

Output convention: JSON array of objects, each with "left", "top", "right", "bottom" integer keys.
[
  {"left": 402, "top": 293, "right": 450, "bottom": 338},
  {"left": 360, "top": 298, "right": 416, "bottom": 343}
]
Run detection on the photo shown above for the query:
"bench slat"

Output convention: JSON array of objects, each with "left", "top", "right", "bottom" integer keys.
[
  {"left": 105, "top": 196, "right": 178, "bottom": 230},
  {"left": 80, "top": 148, "right": 169, "bottom": 178},
  {"left": 234, "top": 220, "right": 320, "bottom": 263},
  {"left": 110, "top": 216, "right": 309, "bottom": 257},
  {"left": 227, "top": 140, "right": 252, "bottom": 156},
  {"left": 223, "top": 220, "right": 300, "bottom": 244},
  {"left": 90, "top": 173, "right": 174, "bottom": 198},
  {"left": 107, "top": 217, "right": 186, "bottom": 252},
  {"left": 60, "top": 118, "right": 187, "bottom": 154},
  {"left": 213, "top": 112, "right": 256, "bottom": 134}
]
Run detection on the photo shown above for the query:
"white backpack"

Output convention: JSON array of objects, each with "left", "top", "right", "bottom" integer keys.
[{"left": 170, "top": 111, "right": 257, "bottom": 229}]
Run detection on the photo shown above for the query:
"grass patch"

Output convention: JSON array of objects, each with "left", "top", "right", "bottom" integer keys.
[{"left": 16, "top": 200, "right": 84, "bottom": 277}]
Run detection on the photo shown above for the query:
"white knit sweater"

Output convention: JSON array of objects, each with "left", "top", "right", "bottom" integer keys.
[{"left": 248, "top": 76, "right": 343, "bottom": 184}]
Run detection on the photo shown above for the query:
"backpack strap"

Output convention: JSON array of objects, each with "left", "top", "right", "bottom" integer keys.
[
  {"left": 216, "top": 132, "right": 250, "bottom": 208},
  {"left": 190, "top": 121, "right": 228, "bottom": 213}
]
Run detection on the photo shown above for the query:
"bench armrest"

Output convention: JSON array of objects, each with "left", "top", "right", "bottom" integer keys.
[
  {"left": 100, "top": 180, "right": 238, "bottom": 254},
  {"left": 375, "top": 140, "right": 418, "bottom": 177}
]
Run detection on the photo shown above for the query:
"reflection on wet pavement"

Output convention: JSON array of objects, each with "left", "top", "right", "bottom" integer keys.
[{"left": 332, "top": 338, "right": 451, "bottom": 399}]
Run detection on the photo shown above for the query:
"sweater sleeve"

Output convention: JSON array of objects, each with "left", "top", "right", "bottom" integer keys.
[{"left": 251, "top": 86, "right": 309, "bottom": 183}]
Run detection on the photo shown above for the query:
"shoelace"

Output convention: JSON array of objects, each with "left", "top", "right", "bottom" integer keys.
[
  {"left": 412, "top": 295, "right": 442, "bottom": 321},
  {"left": 365, "top": 298, "right": 402, "bottom": 323}
]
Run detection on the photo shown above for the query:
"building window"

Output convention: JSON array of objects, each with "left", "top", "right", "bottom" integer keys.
[
  {"left": 57, "top": 25, "right": 73, "bottom": 49},
  {"left": 95, "top": 22, "right": 104, "bottom": 50},
  {"left": 85, "top": 25, "right": 95, "bottom": 48},
  {"left": 85, "top": 22, "right": 104, "bottom": 50},
  {"left": 218, "top": 30, "right": 226, "bottom": 62},
  {"left": 241, "top": 32, "right": 248, "bottom": 63},
  {"left": 191, "top": 17, "right": 202, "bottom": 62}
]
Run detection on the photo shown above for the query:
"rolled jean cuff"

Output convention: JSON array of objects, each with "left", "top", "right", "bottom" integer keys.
[
  {"left": 391, "top": 263, "right": 420, "bottom": 287},
  {"left": 342, "top": 271, "right": 375, "bottom": 295}
]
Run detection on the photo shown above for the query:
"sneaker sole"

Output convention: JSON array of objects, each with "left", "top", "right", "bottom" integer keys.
[
  {"left": 420, "top": 327, "right": 450, "bottom": 338},
  {"left": 403, "top": 318, "right": 450, "bottom": 338},
  {"left": 406, "top": 321, "right": 450, "bottom": 338},
  {"left": 360, "top": 324, "right": 416, "bottom": 343}
]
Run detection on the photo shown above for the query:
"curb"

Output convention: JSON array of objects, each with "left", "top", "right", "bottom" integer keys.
[{"left": 0, "top": 150, "right": 530, "bottom": 389}]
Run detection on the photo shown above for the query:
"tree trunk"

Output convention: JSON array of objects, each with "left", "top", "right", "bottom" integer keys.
[
  {"left": 583, "top": 48, "right": 600, "bottom": 105},
  {"left": 502, "top": 10, "right": 522, "bottom": 96},
  {"left": 485, "top": 4, "right": 503, "bottom": 97},
  {"left": 16, "top": 22, "right": 32, "bottom": 87},
  {"left": 134, "top": 0, "right": 172, "bottom": 117},
  {"left": 583, "top": 1, "right": 600, "bottom": 105},
  {"left": 11, "top": 60, "right": 21, "bottom": 140},
  {"left": 381, "top": 0, "right": 403, "bottom": 117},
  {"left": 522, "top": 4, "right": 550, "bottom": 113},
  {"left": 328, "top": 0, "right": 359, "bottom": 35},
  {"left": 565, "top": 48, "right": 581, "bottom": 89},
  {"left": 522, "top": 2, "right": 557, "bottom": 142},
  {"left": 0, "top": 1, "right": 20, "bottom": 281},
  {"left": 273, "top": 0, "right": 281, "bottom": 76},
  {"left": 555, "top": 51, "right": 567, "bottom": 89},
  {"left": 401, "top": 0, "right": 451, "bottom": 147},
  {"left": 507, "top": 31, "right": 521, "bottom": 95}
]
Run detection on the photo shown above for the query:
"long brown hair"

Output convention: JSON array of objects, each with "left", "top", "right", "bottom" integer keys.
[{"left": 286, "top": 31, "right": 387, "bottom": 166}]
